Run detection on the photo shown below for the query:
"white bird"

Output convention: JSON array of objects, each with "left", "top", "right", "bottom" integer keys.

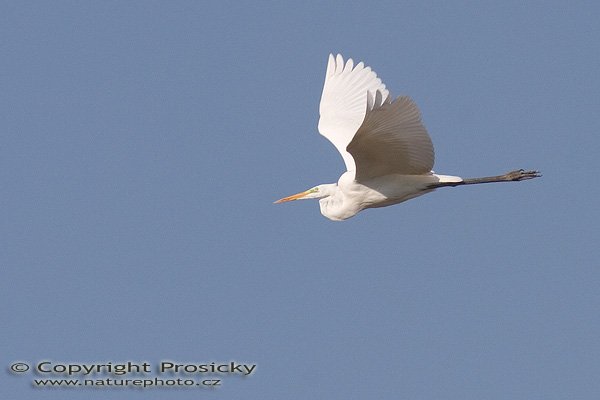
[{"left": 275, "top": 54, "right": 540, "bottom": 221}]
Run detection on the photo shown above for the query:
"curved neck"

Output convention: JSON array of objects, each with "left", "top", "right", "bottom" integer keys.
[{"left": 318, "top": 184, "right": 361, "bottom": 221}]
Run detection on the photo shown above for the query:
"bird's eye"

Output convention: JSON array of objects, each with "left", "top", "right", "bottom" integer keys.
[{"left": 311, "top": 187, "right": 319, "bottom": 192}]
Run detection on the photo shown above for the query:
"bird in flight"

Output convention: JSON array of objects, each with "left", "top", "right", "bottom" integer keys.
[{"left": 275, "top": 54, "right": 540, "bottom": 221}]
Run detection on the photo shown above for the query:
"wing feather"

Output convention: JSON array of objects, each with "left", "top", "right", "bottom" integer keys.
[
  {"left": 347, "top": 94, "right": 435, "bottom": 181},
  {"left": 318, "top": 54, "right": 389, "bottom": 172}
]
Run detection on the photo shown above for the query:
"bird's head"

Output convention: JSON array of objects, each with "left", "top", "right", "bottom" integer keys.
[{"left": 274, "top": 184, "right": 337, "bottom": 204}]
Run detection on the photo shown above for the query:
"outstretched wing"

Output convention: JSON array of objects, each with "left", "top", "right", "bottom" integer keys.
[
  {"left": 318, "top": 54, "right": 389, "bottom": 172},
  {"left": 347, "top": 92, "right": 435, "bottom": 181}
]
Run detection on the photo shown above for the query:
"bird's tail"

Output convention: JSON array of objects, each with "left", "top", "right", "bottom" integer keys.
[{"left": 433, "top": 174, "right": 463, "bottom": 184}]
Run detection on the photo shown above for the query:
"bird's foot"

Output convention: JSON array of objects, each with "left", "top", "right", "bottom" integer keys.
[{"left": 504, "top": 169, "right": 542, "bottom": 181}]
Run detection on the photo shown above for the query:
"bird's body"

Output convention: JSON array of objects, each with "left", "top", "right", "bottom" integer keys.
[
  {"left": 275, "top": 54, "right": 540, "bottom": 220},
  {"left": 315, "top": 171, "right": 461, "bottom": 221}
]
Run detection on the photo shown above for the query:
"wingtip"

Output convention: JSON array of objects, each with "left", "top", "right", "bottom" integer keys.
[
  {"left": 326, "top": 53, "right": 336, "bottom": 76},
  {"left": 335, "top": 54, "right": 344, "bottom": 74},
  {"left": 344, "top": 57, "right": 354, "bottom": 73}
]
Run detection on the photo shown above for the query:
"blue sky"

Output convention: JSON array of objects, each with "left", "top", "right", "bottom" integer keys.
[{"left": 2, "top": 1, "right": 599, "bottom": 399}]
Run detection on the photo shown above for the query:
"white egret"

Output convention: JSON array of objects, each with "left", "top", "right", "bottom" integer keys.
[{"left": 275, "top": 54, "right": 540, "bottom": 221}]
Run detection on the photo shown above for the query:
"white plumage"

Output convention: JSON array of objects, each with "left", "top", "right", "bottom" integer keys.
[{"left": 275, "top": 54, "right": 540, "bottom": 221}]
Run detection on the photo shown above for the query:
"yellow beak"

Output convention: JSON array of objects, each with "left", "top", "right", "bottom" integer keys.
[{"left": 274, "top": 189, "right": 313, "bottom": 204}]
